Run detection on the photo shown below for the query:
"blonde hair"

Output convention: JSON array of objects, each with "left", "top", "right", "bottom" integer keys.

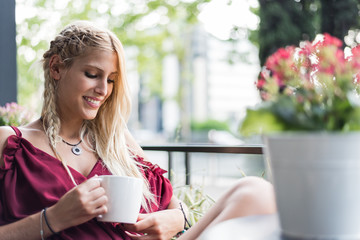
[{"left": 41, "top": 21, "right": 154, "bottom": 211}]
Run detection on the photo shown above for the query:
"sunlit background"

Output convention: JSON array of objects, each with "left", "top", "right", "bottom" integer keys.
[
  {"left": 12, "top": 0, "right": 360, "bottom": 198},
  {"left": 15, "top": 0, "right": 260, "bottom": 145},
  {"left": 13, "top": 0, "right": 262, "bottom": 198}
]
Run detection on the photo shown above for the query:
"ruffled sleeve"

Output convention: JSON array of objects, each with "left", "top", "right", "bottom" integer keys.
[
  {"left": 0, "top": 135, "right": 73, "bottom": 225},
  {"left": 0, "top": 135, "right": 20, "bottom": 225},
  {"left": 133, "top": 155, "right": 173, "bottom": 213},
  {"left": 0, "top": 135, "right": 20, "bottom": 179}
]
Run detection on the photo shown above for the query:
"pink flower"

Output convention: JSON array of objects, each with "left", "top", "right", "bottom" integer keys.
[
  {"left": 243, "top": 33, "right": 360, "bottom": 134},
  {"left": 256, "top": 78, "right": 266, "bottom": 89},
  {"left": 322, "top": 33, "right": 343, "bottom": 47},
  {"left": 265, "top": 47, "right": 295, "bottom": 70},
  {"left": 0, "top": 102, "right": 33, "bottom": 126},
  {"left": 257, "top": 33, "right": 360, "bottom": 104}
]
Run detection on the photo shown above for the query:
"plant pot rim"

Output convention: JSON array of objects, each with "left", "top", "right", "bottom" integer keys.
[{"left": 263, "top": 131, "right": 360, "bottom": 138}]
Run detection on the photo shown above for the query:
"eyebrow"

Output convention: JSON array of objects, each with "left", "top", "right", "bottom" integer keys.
[{"left": 84, "top": 64, "right": 118, "bottom": 75}]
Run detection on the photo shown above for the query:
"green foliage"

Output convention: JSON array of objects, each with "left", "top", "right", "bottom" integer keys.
[
  {"left": 173, "top": 184, "right": 215, "bottom": 226},
  {"left": 320, "top": 0, "right": 359, "bottom": 42},
  {"left": 16, "top": 0, "right": 211, "bottom": 112},
  {"left": 255, "top": 0, "right": 316, "bottom": 65},
  {"left": 191, "top": 119, "right": 229, "bottom": 131},
  {"left": 251, "top": 0, "right": 360, "bottom": 66},
  {"left": 240, "top": 107, "right": 286, "bottom": 137}
]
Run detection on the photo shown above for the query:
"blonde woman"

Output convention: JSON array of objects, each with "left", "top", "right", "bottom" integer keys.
[{"left": 0, "top": 21, "right": 276, "bottom": 240}]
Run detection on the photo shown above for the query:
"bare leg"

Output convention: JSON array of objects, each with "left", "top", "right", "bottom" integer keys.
[{"left": 178, "top": 176, "right": 277, "bottom": 240}]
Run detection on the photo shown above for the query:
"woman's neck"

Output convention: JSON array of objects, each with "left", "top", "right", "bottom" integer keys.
[{"left": 59, "top": 119, "right": 84, "bottom": 140}]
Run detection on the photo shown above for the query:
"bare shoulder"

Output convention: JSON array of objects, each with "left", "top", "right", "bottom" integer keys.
[
  {"left": 18, "top": 119, "right": 48, "bottom": 147},
  {"left": 0, "top": 126, "right": 17, "bottom": 167},
  {"left": 0, "top": 126, "right": 16, "bottom": 140},
  {"left": 18, "top": 120, "right": 44, "bottom": 137}
]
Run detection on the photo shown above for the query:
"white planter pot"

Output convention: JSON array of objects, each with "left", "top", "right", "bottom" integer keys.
[{"left": 264, "top": 133, "right": 360, "bottom": 239}]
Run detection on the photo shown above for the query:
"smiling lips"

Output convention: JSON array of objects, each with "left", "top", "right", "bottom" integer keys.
[{"left": 83, "top": 96, "right": 101, "bottom": 108}]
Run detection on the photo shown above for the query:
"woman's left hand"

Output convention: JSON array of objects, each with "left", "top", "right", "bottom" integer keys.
[{"left": 122, "top": 209, "right": 184, "bottom": 240}]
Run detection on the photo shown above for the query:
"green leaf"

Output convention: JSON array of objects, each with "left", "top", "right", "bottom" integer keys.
[
  {"left": 240, "top": 107, "right": 286, "bottom": 137},
  {"left": 343, "top": 107, "right": 360, "bottom": 131}
]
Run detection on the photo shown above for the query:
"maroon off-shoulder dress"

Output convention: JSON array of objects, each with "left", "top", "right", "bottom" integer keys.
[{"left": 0, "top": 126, "right": 173, "bottom": 239}]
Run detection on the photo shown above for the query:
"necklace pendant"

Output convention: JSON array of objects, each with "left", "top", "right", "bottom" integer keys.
[
  {"left": 61, "top": 138, "right": 82, "bottom": 156},
  {"left": 72, "top": 146, "right": 82, "bottom": 155}
]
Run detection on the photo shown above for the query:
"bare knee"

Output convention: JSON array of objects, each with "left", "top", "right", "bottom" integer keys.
[
  {"left": 225, "top": 176, "right": 273, "bottom": 198},
  {"left": 224, "top": 176, "right": 277, "bottom": 217}
]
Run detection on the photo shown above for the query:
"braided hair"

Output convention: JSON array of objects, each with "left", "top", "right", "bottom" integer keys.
[{"left": 41, "top": 21, "right": 155, "bottom": 211}]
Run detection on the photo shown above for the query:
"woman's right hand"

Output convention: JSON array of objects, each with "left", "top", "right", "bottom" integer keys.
[{"left": 44, "top": 177, "right": 108, "bottom": 232}]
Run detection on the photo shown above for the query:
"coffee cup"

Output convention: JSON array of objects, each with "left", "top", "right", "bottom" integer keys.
[{"left": 95, "top": 175, "right": 143, "bottom": 223}]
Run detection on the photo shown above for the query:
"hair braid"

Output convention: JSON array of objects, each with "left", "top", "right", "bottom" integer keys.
[
  {"left": 41, "top": 21, "right": 156, "bottom": 210},
  {"left": 41, "top": 56, "right": 60, "bottom": 147}
]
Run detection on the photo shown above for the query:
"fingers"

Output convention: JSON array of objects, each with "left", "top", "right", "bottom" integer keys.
[
  {"left": 92, "top": 204, "right": 108, "bottom": 216},
  {"left": 73, "top": 178, "right": 106, "bottom": 202},
  {"left": 91, "top": 193, "right": 108, "bottom": 214},
  {"left": 123, "top": 216, "right": 162, "bottom": 238},
  {"left": 123, "top": 214, "right": 153, "bottom": 233},
  {"left": 79, "top": 177, "right": 102, "bottom": 191},
  {"left": 89, "top": 186, "right": 106, "bottom": 201},
  {"left": 65, "top": 178, "right": 107, "bottom": 215},
  {"left": 87, "top": 179, "right": 108, "bottom": 215},
  {"left": 137, "top": 213, "right": 147, "bottom": 221},
  {"left": 125, "top": 210, "right": 183, "bottom": 240},
  {"left": 126, "top": 232, "right": 149, "bottom": 240},
  {"left": 49, "top": 177, "right": 110, "bottom": 230},
  {"left": 125, "top": 232, "right": 141, "bottom": 239},
  {"left": 126, "top": 231, "right": 167, "bottom": 240},
  {"left": 81, "top": 179, "right": 108, "bottom": 215}
]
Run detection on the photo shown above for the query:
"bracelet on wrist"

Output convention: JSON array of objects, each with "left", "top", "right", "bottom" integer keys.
[
  {"left": 179, "top": 202, "right": 191, "bottom": 229},
  {"left": 40, "top": 209, "right": 45, "bottom": 240},
  {"left": 175, "top": 229, "right": 187, "bottom": 238},
  {"left": 43, "top": 208, "right": 60, "bottom": 235}
]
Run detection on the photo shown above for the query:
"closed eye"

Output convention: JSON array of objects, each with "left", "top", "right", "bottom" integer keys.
[
  {"left": 107, "top": 73, "right": 117, "bottom": 84},
  {"left": 85, "top": 71, "right": 97, "bottom": 78}
]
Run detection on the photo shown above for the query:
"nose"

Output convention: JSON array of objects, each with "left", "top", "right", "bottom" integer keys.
[{"left": 95, "top": 78, "right": 108, "bottom": 96}]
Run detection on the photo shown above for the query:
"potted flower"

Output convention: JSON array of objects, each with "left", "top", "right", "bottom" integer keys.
[
  {"left": 240, "top": 34, "right": 360, "bottom": 239},
  {"left": 0, "top": 102, "right": 33, "bottom": 126}
]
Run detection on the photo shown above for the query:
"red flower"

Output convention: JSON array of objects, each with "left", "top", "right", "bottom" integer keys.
[
  {"left": 322, "top": 33, "right": 343, "bottom": 47},
  {"left": 351, "top": 45, "right": 360, "bottom": 57},
  {"left": 245, "top": 32, "right": 360, "bottom": 134},
  {"left": 256, "top": 78, "right": 266, "bottom": 89},
  {"left": 265, "top": 47, "right": 295, "bottom": 71}
]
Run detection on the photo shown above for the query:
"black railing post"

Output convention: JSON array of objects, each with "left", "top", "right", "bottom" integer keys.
[
  {"left": 185, "top": 152, "right": 190, "bottom": 185},
  {"left": 168, "top": 151, "right": 172, "bottom": 181},
  {"left": 141, "top": 145, "right": 263, "bottom": 185}
]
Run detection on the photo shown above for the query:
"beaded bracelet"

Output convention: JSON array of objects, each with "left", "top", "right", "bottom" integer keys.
[
  {"left": 175, "top": 229, "right": 187, "bottom": 238},
  {"left": 43, "top": 208, "right": 60, "bottom": 235}
]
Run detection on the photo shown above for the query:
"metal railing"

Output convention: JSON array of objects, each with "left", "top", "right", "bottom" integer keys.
[{"left": 141, "top": 144, "right": 263, "bottom": 185}]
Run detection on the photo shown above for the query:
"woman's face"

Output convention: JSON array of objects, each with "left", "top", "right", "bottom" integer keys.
[{"left": 56, "top": 48, "right": 118, "bottom": 122}]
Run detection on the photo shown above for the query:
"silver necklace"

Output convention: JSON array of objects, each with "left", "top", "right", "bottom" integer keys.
[{"left": 62, "top": 138, "right": 83, "bottom": 156}]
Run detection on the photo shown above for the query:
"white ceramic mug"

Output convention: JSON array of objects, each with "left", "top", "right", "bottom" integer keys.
[{"left": 95, "top": 175, "right": 143, "bottom": 223}]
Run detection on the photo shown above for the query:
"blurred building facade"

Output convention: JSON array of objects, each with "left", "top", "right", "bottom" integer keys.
[{"left": 130, "top": 25, "right": 260, "bottom": 143}]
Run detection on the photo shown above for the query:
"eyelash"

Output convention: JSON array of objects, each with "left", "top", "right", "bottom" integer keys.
[
  {"left": 85, "top": 72, "right": 115, "bottom": 83},
  {"left": 85, "top": 72, "right": 96, "bottom": 78}
]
